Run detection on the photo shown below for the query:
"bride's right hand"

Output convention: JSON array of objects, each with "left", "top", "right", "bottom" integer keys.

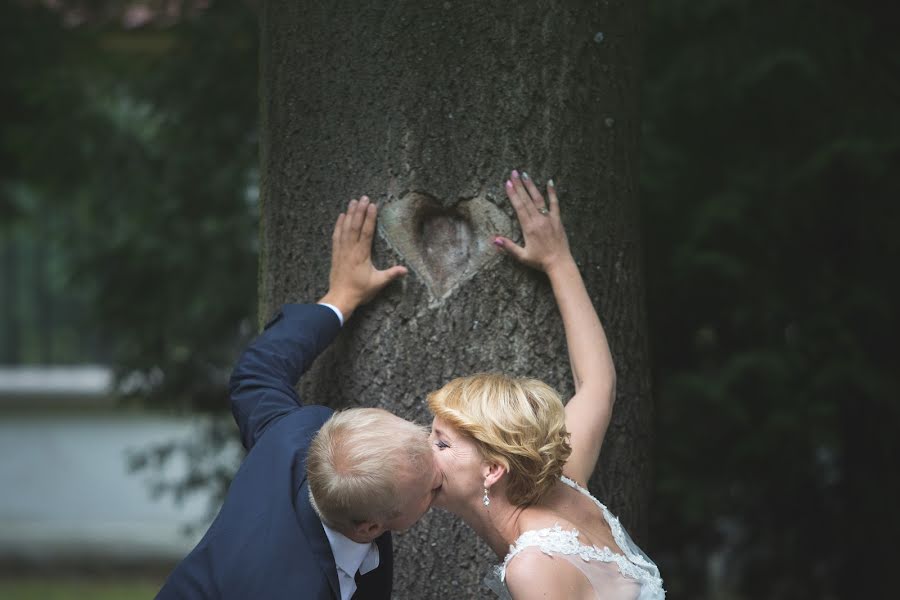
[{"left": 494, "top": 169, "right": 573, "bottom": 275}]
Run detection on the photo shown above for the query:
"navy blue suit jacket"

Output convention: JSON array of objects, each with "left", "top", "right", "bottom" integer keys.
[{"left": 157, "top": 304, "right": 393, "bottom": 599}]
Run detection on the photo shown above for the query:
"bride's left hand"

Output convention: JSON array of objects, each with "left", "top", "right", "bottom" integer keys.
[{"left": 494, "top": 169, "right": 573, "bottom": 275}]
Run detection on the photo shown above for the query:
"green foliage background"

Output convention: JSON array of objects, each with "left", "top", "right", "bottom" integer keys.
[
  {"left": 2, "top": 1, "right": 898, "bottom": 597},
  {"left": 641, "top": 1, "right": 899, "bottom": 597},
  {"left": 2, "top": 2, "right": 259, "bottom": 410}
]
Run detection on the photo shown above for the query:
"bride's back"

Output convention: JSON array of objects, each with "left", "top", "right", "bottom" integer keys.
[
  {"left": 498, "top": 478, "right": 663, "bottom": 600},
  {"left": 525, "top": 478, "right": 625, "bottom": 554}
]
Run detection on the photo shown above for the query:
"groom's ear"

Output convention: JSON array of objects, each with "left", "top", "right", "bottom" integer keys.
[
  {"left": 482, "top": 462, "right": 506, "bottom": 488},
  {"left": 351, "top": 521, "right": 385, "bottom": 543}
]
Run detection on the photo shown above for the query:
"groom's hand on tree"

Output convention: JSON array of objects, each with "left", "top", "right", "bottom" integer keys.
[{"left": 319, "top": 196, "right": 407, "bottom": 321}]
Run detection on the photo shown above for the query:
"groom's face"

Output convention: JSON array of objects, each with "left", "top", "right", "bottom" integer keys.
[{"left": 381, "top": 450, "right": 442, "bottom": 532}]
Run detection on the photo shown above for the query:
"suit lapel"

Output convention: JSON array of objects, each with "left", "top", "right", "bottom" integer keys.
[{"left": 296, "top": 480, "right": 341, "bottom": 599}]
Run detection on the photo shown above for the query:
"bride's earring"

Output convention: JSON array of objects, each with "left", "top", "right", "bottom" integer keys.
[{"left": 483, "top": 487, "right": 491, "bottom": 507}]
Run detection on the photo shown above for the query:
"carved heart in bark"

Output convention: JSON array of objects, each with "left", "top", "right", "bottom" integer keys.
[{"left": 379, "top": 192, "right": 513, "bottom": 300}]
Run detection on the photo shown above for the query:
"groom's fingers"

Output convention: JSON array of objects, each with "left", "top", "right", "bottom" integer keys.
[
  {"left": 332, "top": 212, "right": 345, "bottom": 247},
  {"left": 361, "top": 202, "right": 377, "bottom": 246},
  {"left": 349, "top": 196, "right": 369, "bottom": 240},
  {"left": 379, "top": 265, "right": 408, "bottom": 284},
  {"left": 364, "top": 265, "right": 408, "bottom": 298},
  {"left": 342, "top": 199, "right": 358, "bottom": 240}
]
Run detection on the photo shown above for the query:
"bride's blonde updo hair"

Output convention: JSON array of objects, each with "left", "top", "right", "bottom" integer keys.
[{"left": 427, "top": 373, "right": 572, "bottom": 507}]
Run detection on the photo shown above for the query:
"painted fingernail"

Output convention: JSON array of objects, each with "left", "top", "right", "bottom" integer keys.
[
  {"left": 493, "top": 237, "right": 504, "bottom": 247},
  {"left": 511, "top": 169, "right": 519, "bottom": 179},
  {"left": 522, "top": 172, "right": 529, "bottom": 181},
  {"left": 548, "top": 179, "right": 555, "bottom": 187},
  {"left": 505, "top": 180, "right": 513, "bottom": 189}
]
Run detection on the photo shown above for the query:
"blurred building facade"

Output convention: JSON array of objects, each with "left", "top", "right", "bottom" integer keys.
[{"left": 0, "top": 365, "right": 215, "bottom": 570}]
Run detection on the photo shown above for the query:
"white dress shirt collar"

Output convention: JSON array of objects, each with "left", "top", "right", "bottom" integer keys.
[{"left": 321, "top": 522, "right": 380, "bottom": 600}]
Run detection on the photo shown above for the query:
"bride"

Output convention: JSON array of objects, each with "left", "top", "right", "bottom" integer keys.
[{"left": 426, "top": 170, "right": 665, "bottom": 599}]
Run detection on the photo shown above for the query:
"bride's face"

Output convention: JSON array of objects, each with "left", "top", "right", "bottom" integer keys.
[{"left": 429, "top": 416, "right": 489, "bottom": 511}]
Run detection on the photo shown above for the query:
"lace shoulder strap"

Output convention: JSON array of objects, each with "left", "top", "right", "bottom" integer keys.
[
  {"left": 497, "top": 524, "right": 648, "bottom": 584},
  {"left": 559, "top": 475, "right": 662, "bottom": 576},
  {"left": 560, "top": 474, "right": 600, "bottom": 503}
]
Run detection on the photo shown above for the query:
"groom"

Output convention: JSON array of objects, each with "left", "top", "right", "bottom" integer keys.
[{"left": 157, "top": 196, "right": 441, "bottom": 600}]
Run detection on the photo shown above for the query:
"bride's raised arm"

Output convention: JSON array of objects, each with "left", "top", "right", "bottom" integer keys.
[{"left": 495, "top": 170, "right": 616, "bottom": 486}]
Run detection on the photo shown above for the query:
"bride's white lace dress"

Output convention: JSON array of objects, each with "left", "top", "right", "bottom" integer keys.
[{"left": 484, "top": 476, "right": 665, "bottom": 599}]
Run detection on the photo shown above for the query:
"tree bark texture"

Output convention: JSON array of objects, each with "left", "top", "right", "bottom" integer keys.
[{"left": 259, "top": 1, "right": 649, "bottom": 597}]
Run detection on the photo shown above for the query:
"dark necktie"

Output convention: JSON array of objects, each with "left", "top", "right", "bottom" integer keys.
[{"left": 352, "top": 568, "right": 364, "bottom": 598}]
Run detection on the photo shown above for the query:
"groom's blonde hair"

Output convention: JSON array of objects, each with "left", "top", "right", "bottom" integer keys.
[
  {"left": 307, "top": 408, "right": 430, "bottom": 531},
  {"left": 427, "top": 373, "right": 572, "bottom": 506}
]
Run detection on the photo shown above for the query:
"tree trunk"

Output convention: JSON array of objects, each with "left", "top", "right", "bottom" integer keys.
[{"left": 259, "top": 1, "right": 650, "bottom": 596}]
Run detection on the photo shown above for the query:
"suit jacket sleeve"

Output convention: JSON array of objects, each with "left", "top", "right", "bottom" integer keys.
[{"left": 229, "top": 303, "right": 341, "bottom": 451}]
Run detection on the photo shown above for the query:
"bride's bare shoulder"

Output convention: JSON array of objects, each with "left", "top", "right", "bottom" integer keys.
[{"left": 505, "top": 548, "right": 590, "bottom": 600}]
